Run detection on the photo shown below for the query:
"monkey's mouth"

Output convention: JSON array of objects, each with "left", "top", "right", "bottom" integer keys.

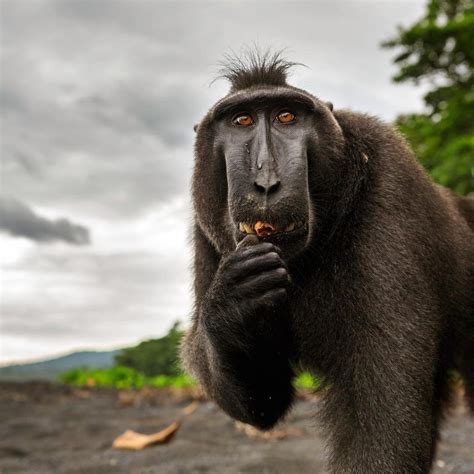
[{"left": 238, "top": 220, "right": 306, "bottom": 237}]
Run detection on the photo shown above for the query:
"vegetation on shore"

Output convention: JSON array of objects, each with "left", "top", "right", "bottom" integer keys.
[{"left": 58, "top": 322, "right": 322, "bottom": 390}]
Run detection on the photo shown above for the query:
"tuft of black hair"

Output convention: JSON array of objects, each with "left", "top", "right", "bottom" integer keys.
[{"left": 217, "top": 47, "right": 300, "bottom": 92}]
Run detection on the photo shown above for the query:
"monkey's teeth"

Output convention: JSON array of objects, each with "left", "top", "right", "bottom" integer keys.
[
  {"left": 239, "top": 223, "right": 255, "bottom": 234},
  {"left": 240, "top": 221, "right": 303, "bottom": 234}
]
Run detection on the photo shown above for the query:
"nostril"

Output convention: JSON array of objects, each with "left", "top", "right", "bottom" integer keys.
[{"left": 268, "top": 180, "right": 281, "bottom": 194}]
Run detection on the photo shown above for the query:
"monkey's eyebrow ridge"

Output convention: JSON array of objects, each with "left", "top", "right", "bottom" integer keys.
[{"left": 212, "top": 88, "right": 317, "bottom": 119}]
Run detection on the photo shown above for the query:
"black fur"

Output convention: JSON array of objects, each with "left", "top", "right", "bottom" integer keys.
[
  {"left": 218, "top": 48, "right": 299, "bottom": 92},
  {"left": 181, "top": 52, "right": 474, "bottom": 473}
]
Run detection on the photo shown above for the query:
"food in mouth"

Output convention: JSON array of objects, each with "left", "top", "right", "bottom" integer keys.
[
  {"left": 255, "top": 221, "right": 276, "bottom": 237},
  {"left": 238, "top": 221, "right": 301, "bottom": 237}
]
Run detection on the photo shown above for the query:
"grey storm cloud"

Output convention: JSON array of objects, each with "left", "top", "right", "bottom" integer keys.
[{"left": 0, "top": 197, "right": 91, "bottom": 245}]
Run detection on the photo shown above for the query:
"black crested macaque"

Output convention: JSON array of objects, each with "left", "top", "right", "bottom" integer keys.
[{"left": 180, "top": 52, "right": 474, "bottom": 473}]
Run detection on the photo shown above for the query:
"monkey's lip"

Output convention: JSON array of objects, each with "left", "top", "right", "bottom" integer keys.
[{"left": 238, "top": 220, "right": 305, "bottom": 237}]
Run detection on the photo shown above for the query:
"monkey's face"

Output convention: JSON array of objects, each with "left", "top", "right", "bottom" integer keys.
[
  {"left": 194, "top": 87, "right": 345, "bottom": 259},
  {"left": 193, "top": 86, "right": 344, "bottom": 258}
]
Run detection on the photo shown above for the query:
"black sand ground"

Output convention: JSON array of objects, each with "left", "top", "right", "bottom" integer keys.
[{"left": 0, "top": 382, "right": 473, "bottom": 474}]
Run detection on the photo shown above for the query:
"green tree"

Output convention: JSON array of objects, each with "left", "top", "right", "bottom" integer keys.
[
  {"left": 114, "top": 322, "right": 184, "bottom": 376},
  {"left": 383, "top": 0, "right": 474, "bottom": 195}
]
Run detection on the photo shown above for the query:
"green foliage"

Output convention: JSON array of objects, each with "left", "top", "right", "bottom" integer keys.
[
  {"left": 383, "top": 0, "right": 474, "bottom": 195},
  {"left": 59, "top": 366, "right": 147, "bottom": 389},
  {"left": 59, "top": 366, "right": 322, "bottom": 392},
  {"left": 114, "top": 322, "right": 184, "bottom": 376},
  {"left": 294, "top": 372, "right": 323, "bottom": 390},
  {"left": 59, "top": 366, "right": 195, "bottom": 389},
  {"left": 148, "top": 373, "right": 195, "bottom": 389},
  {"left": 59, "top": 322, "right": 193, "bottom": 388}
]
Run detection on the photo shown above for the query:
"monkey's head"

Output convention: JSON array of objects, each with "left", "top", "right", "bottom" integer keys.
[{"left": 193, "top": 52, "right": 350, "bottom": 260}]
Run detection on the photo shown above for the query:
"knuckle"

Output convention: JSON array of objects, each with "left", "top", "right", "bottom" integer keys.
[
  {"left": 267, "top": 251, "right": 281, "bottom": 262},
  {"left": 240, "top": 248, "right": 258, "bottom": 259},
  {"left": 275, "top": 267, "right": 288, "bottom": 277}
]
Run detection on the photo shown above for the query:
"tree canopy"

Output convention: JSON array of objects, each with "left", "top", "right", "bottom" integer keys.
[
  {"left": 383, "top": 0, "right": 474, "bottom": 195},
  {"left": 114, "top": 322, "right": 183, "bottom": 376}
]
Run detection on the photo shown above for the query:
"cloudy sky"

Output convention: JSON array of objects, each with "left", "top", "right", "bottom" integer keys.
[{"left": 0, "top": 0, "right": 427, "bottom": 364}]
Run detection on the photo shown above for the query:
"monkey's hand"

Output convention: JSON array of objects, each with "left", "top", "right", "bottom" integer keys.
[
  {"left": 201, "top": 235, "right": 291, "bottom": 352},
  {"left": 190, "top": 235, "right": 294, "bottom": 430}
]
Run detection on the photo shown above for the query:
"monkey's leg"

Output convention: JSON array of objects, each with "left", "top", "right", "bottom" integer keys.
[{"left": 322, "top": 337, "right": 438, "bottom": 474}]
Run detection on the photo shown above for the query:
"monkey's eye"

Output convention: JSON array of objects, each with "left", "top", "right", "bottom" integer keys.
[
  {"left": 276, "top": 111, "right": 296, "bottom": 124},
  {"left": 233, "top": 114, "right": 254, "bottom": 126}
]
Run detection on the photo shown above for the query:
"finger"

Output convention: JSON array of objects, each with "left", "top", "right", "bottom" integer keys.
[
  {"left": 236, "top": 268, "right": 290, "bottom": 296},
  {"left": 236, "top": 235, "right": 284, "bottom": 256},
  {"left": 227, "top": 252, "right": 286, "bottom": 282},
  {"left": 235, "top": 242, "right": 283, "bottom": 262},
  {"left": 226, "top": 245, "right": 275, "bottom": 268},
  {"left": 236, "top": 234, "right": 259, "bottom": 249}
]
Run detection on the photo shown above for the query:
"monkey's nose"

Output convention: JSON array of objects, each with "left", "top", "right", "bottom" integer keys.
[{"left": 254, "top": 177, "right": 281, "bottom": 195}]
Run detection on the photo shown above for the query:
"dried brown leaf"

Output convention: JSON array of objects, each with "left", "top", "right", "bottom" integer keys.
[
  {"left": 112, "top": 421, "right": 180, "bottom": 450},
  {"left": 235, "top": 421, "right": 305, "bottom": 441},
  {"left": 181, "top": 401, "right": 199, "bottom": 416}
]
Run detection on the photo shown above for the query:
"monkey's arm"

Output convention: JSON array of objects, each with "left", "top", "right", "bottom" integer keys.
[{"left": 181, "top": 225, "right": 295, "bottom": 430}]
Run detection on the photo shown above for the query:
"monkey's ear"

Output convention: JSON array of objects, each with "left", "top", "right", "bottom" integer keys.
[
  {"left": 326, "top": 102, "right": 334, "bottom": 111},
  {"left": 193, "top": 123, "right": 199, "bottom": 133}
]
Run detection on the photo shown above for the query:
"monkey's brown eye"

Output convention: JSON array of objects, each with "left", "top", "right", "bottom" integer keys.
[
  {"left": 233, "top": 114, "right": 254, "bottom": 126},
  {"left": 276, "top": 111, "right": 296, "bottom": 124}
]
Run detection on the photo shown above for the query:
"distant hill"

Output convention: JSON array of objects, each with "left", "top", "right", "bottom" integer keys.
[{"left": 0, "top": 350, "right": 122, "bottom": 381}]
